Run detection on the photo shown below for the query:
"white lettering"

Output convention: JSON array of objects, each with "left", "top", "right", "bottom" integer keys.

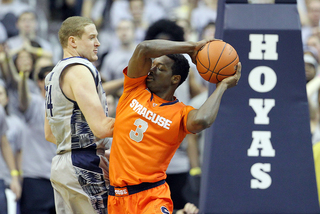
[
  {"left": 250, "top": 163, "right": 272, "bottom": 189},
  {"left": 249, "top": 34, "right": 278, "bottom": 60},
  {"left": 248, "top": 131, "right": 275, "bottom": 157},
  {"left": 151, "top": 114, "right": 160, "bottom": 123},
  {"left": 145, "top": 110, "right": 153, "bottom": 120},
  {"left": 130, "top": 99, "right": 138, "bottom": 108},
  {"left": 130, "top": 99, "right": 172, "bottom": 129},
  {"left": 249, "top": 99, "right": 275, "bottom": 124},
  {"left": 163, "top": 120, "right": 172, "bottom": 130},
  {"left": 248, "top": 66, "right": 277, "bottom": 93},
  {"left": 139, "top": 107, "right": 147, "bottom": 117},
  {"left": 115, "top": 189, "right": 128, "bottom": 195},
  {"left": 133, "top": 102, "right": 143, "bottom": 112},
  {"left": 157, "top": 117, "right": 166, "bottom": 127}
]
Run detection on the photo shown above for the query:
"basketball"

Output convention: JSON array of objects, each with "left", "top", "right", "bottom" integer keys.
[{"left": 196, "top": 40, "right": 239, "bottom": 84}]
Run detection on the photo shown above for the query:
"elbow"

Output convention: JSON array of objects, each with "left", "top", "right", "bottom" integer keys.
[
  {"left": 136, "top": 41, "right": 152, "bottom": 56},
  {"left": 193, "top": 116, "right": 216, "bottom": 132}
]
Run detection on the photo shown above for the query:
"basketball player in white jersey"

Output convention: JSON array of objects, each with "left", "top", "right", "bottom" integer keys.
[{"left": 44, "top": 16, "right": 115, "bottom": 214}]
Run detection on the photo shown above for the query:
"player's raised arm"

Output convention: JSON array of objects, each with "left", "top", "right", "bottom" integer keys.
[
  {"left": 127, "top": 39, "right": 207, "bottom": 78},
  {"left": 186, "top": 62, "right": 241, "bottom": 134}
]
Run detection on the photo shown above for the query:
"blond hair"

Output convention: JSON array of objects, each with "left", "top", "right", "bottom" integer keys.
[{"left": 58, "top": 16, "right": 94, "bottom": 48}]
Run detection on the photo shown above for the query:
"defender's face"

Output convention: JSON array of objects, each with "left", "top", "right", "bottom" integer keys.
[
  {"left": 146, "top": 56, "right": 174, "bottom": 93},
  {"left": 76, "top": 24, "right": 100, "bottom": 62}
]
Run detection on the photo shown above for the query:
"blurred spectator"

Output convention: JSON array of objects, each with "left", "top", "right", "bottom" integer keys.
[
  {"left": 0, "top": 80, "right": 25, "bottom": 214},
  {"left": 33, "top": 56, "right": 54, "bottom": 82},
  {"left": 200, "top": 21, "right": 215, "bottom": 41},
  {"left": 190, "top": 0, "right": 217, "bottom": 35},
  {"left": 18, "top": 65, "right": 56, "bottom": 214},
  {"left": 0, "top": 23, "right": 8, "bottom": 43},
  {"left": 301, "top": 0, "right": 320, "bottom": 46},
  {"left": 305, "top": 49, "right": 319, "bottom": 83},
  {"left": 100, "top": 19, "right": 136, "bottom": 82},
  {"left": 81, "top": 0, "right": 112, "bottom": 31},
  {"left": 99, "top": 19, "right": 137, "bottom": 98},
  {"left": 110, "top": 0, "right": 166, "bottom": 43},
  {"left": 172, "top": 0, "right": 198, "bottom": 21},
  {"left": 307, "top": 33, "right": 320, "bottom": 63},
  {"left": 150, "top": 0, "right": 181, "bottom": 16},
  {"left": 49, "top": 0, "right": 83, "bottom": 21},
  {"left": 0, "top": 0, "right": 32, "bottom": 38},
  {"left": 176, "top": 18, "right": 198, "bottom": 42},
  {"left": 184, "top": 89, "right": 208, "bottom": 207},
  {"left": 0, "top": 43, "right": 40, "bottom": 118},
  {"left": 6, "top": 11, "right": 53, "bottom": 60}
]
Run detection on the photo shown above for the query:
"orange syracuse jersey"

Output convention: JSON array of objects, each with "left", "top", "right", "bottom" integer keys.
[{"left": 109, "top": 68, "right": 194, "bottom": 187}]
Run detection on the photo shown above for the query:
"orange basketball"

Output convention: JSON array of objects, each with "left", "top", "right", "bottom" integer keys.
[{"left": 196, "top": 40, "right": 239, "bottom": 84}]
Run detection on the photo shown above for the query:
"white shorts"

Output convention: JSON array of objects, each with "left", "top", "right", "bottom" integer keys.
[{"left": 50, "top": 150, "right": 109, "bottom": 214}]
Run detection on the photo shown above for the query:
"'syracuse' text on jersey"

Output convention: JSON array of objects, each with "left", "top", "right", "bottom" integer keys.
[
  {"left": 109, "top": 68, "right": 194, "bottom": 187},
  {"left": 44, "top": 56, "right": 109, "bottom": 154}
]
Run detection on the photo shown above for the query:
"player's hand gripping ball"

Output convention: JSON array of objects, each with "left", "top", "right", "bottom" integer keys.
[{"left": 196, "top": 40, "right": 239, "bottom": 84}]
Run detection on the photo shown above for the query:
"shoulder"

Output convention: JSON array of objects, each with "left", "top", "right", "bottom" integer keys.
[
  {"left": 61, "top": 58, "right": 96, "bottom": 74},
  {"left": 62, "top": 64, "right": 93, "bottom": 80}
]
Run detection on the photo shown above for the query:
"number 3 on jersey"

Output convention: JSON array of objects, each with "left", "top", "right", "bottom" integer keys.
[{"left": 130, "top": 119, "right": 148, "bottom": 142}]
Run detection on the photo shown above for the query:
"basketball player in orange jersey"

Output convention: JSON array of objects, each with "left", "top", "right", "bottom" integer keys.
[{"left": 108, "top": 39, "right": 241, "bottom": 214}]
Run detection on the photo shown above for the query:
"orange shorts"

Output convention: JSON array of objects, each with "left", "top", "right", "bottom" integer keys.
[{"left": 108, "top": 181, "right": 173, "bottom": 214}]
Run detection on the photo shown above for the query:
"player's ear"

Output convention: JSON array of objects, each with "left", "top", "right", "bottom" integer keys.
[
  {"left": 69, "top": 36, "right": 77, "bottom": 48},
  {"left": 172, "top": 75, "right": 181, "bottom": 85}
]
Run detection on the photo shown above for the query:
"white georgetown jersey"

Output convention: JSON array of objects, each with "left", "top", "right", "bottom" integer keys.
[{"left": 45, "top": 56, "right": 109, "bottom": 154}]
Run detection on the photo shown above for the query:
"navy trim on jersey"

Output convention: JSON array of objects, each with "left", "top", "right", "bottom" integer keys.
[
  {"left": 61, "top": 56, "right": 86, "bottom": 61},
  {"left": 160, "top": 99, "right": 179, "bottom": 106},
  {"left": 148, "top": 89, "right": 179, "bottom": 106},
  {"left": 57, "top": 62, "right": 98, "bottom": 103}
]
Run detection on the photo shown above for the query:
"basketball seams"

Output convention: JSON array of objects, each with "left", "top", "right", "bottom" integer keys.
[
  {"left": 210, "top": 42, "right": 226, "bottom": 73},
  {"left": 196, "top": 44, "right": 210, "bottom": 75},
  {"left": 197, "top": 42, "right": 228, "bottom": 75},
  {"left": 217, "top": 54, "right": 238, "bottom": 76}
]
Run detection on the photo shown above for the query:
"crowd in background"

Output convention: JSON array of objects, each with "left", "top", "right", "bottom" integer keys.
[{"left": 0, "top": 0, "right": 320, "bottom": 213}]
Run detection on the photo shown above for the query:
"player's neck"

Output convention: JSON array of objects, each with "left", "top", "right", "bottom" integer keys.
[{"left": 152, "top": 90, "right": 175, "bottom": 102}]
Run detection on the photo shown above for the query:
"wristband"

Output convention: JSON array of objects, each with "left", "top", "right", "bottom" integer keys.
[
  {"left": 11, "top": 170, "right": 19, "bottom": 177},
  {"left": 189, "top": 167, "right": 201, "bottom": 176},
  {"left": 36, "top": 48, "right": 43, "bottom": 57},
  {"left": 19, "top": 71, "right": 24, "bottom": 78}
]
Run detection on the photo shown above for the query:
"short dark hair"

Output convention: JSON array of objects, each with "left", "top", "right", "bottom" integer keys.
[
  {"left": 38, "top": 65, "right": 54, "bottom": 80},
  {"left": 144, "top": 19, "right": 184, "bottom": 42},
  {"left": 166, "top": 54, "right": 189, "bottom": 86}
]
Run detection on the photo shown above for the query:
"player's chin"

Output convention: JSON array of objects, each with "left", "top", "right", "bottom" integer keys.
[
  {"left": 146, "top": 80, "right": 153, "bottom": 88},
  {"left": 90, "top": 55, "right": 98, "bottom": 62}
]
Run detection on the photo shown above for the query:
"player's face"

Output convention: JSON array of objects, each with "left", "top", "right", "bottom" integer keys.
[
  {"left": 146, "top": 56, "right": 174, "bottom": 93},
  {"left": 76, "top": 24, "right": 100, "bottom": 62}
]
